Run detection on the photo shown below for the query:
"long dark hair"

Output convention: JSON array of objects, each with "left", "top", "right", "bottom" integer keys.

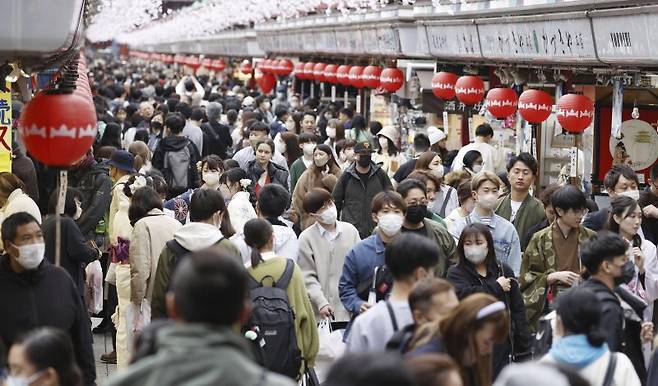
[
  {"left": 128, "top": 186, "right": 163, "bottom": 227},
  {"left": 243, "top": 218, "right": 273, "bottom": 269},
  {"left": 456, "top": 223, "right": 498, "bottom": 272},
  {"left": 312, "top": 144, "right": 339, "bottom": 175},
  {"left": 351, "top": 114, "right": 366, "bottom": 140},
  {"left": 281, "top": 132, "right": 301, "bottom": 166},
  {"left": 15, "top": 328, "right": 83, "bottom": 386},
  {"left": 607, "top": 195, "right": 642, "bottom": 248},
  {"left": 557, "top": 287, "right": 606, "bottom": 347}
]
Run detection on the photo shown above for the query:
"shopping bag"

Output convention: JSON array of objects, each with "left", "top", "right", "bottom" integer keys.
[
  {"left": 125, "top": 299, "right": 152, "bottom": 334},
  {"left": 85, "top": 260, "right": 103, "bottom": 314},
  {"left": 317, "top": 319, "right": 345, "bottom": 360}
]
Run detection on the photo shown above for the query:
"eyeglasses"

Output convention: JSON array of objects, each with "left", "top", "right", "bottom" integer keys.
[{"left": 407, "top": 199, "right": 429, "bottom": 206}]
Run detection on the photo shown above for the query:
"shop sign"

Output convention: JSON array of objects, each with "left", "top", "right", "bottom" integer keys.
[
  {"left": 477, "top": 18, "right": 596, "bottom": 62},
  {"left": 0, "top": 82, "right": 13, "bottom": 172},
  {"left": 426, "top": 24, "right": 480, "bottom": 58},
  {"left": 442, "top": 100, "right": 484, "bottom": 114},
  {"left": 609, "top": 119, "right": 658, "bottom": 171},
  {"left": 592, "top": 12, "right": 658, "bottom": 64},
  {"left": 377, "top": 28, "right": 400, "bottom": 55},
  {"left": 398, "top": 24, "right": 431, "bottom": 57}
]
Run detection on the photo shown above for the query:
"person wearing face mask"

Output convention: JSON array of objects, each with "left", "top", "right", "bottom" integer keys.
[
  {"left": 147, "top": 113, "right": 164, "bottom": 152},
  {"left": 444, "top": 180, "right": 475, "bottom": 229},
  {"left": 583, "top": 165, "right": 642, "bottom": 232},
  {"left": 451, "top": 123, "right": 504, "bottom": 174},
  {"left": 462, "top": 150, "right": 484, "bottom": 176},
  {"left": 347, "top": 233, "right": 440, "bottom": 353},
  {"left": 150, "top": 189, "right": 240, "bottom": 320},
  {"left": 289, "top": 133, "right": 320, "bottom": 193},
  {"left": 232, "top": 121, "right": 289, "bottom": 172},
  {"left": 324, "top": 118, "right": 344, "bottom": 155},
  {"left": 292, "top": 144, "right": 342, "bottom": 230},
  {"left": 446, "top": 224, "right": 531, "bottom": 377},
  {"left": 255, "top": 95, "right": 275, "bottom": 125},
  {"left": 415, "top": 152, "right": 458, "bottom": 218},
  {"left": 339, "top": 191, "right": 405, "bottom": 331},
  {"left": 200, "top": 102, "right": 232, "bottom": 159},
  {"left": 335, "top": 139, "right": 357, "bottom": 171},
  {"left": 297, "top": 189, "right": 361, "bottom": 324},
  {"left": 448, "top": 172, "right": 522, "bottom": 276},
  {"left": 396, "top": 179, "right": 456, "bottom": 278},
  {"left": 372, "top": 126, "right": 407, "bottom": 181},
  {"left": 270, "top": 105, "right": 290, "bottom": 140},
  {"left": 42, "top": 188, "right": 99, "bottom": 299},
  {"left": 520, "top": 186, "right": 596, "bottom": 330},
  {"left": 0, "top": 213, "right": 96, "bottom": 386},
  {"left": 406, "top": 170, "right": 449, "bottom": 228},
  {"left": 0, "top": 173, "right": 42, "bottom": 252},
  {"left": 332, "top": 142, "right": 393, "bottom": 239}
]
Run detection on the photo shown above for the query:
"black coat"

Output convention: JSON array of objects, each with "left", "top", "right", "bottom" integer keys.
[
  {"left": 0, "top": 256, "right": 96, "bottom": 386},
  {"left": 580, "top": 277, "right": 624, "bottom": 351},
  {"left": 42, "top": 216, "right": 98, "bottom": 296},
  {"left": 200, "top": 121, "right": 232, "bottom": 159},
  {"left": 12, "top": 149, "right": 39, "bottom": 203},
  {"left": 447, "top": 261, "right": 531, "bottom": 375},
  {"left": 68, "top": 161, "right": 113, "bottom": 241},
  {"left": 582, "top": 207, "right": 609, "bottom": 232},
  {"left": 246, "top": 160, "right": 290, "bottom": 192}
]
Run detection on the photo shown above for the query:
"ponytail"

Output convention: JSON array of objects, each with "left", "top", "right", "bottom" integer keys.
[{"left": 243, "top": 218, "right": 273, "bottom": 269}]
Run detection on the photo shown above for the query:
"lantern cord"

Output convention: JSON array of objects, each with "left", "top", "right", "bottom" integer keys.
[{"left": 55, "top": 171, "right": 68, "bottom": 267}]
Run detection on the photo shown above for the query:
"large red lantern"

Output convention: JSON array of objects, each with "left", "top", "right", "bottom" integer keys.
[
  {"left": 431, "top": 72, "right": 458, "bottom": 100},
  {"left": 240, "top": 60, "right": 253, "bottom": 75},
  {"left": 294, "top": 62, "right": 306, "bottom": 79},
  {"left": 518, "top": 89, "right": 553, "bottom": 123},
  {"left": 256, "top": 73, "right": 276, "bottom": 94},
  {"left": 379, "top": 67, "right": 404, "bottom": 92},
  {"left": 277, "top": 59, "right": 294, "bottom": 76},
  {"left": 348, "top": 66, "right": 365, "bottom": 88},
  {"left": 303, "top": 62, "right": 316, "bottom": 80},
  {"left": 323, "top": 64, "right": 338, "bottom": 84},
  {"left": 20, "top": 92, "right": 97, "bottom": 167},
  {"left": 185, "top": 56, "right": 201, "bottom": 70},
  {"left": 336, "top": 65, "right": 351, "bottom": 86},
  {"left": 211, "top": 59, "right": 226, "bottom": 72},
  {"left": 362, "top": 65, "right": 382, "bottom": 89},
  {"left": 485, "top": 88, "right": 518, "bottom": 119},
  {"left": 313, "top": 63, "right": 327, "bottom": 83},
  {"left": 201, "top": 58, "right": 212, "bottom": 69},
  {"left": 455, "top": 76, "right": 485, "bottom": 105},
  {"left": 557, "top": 94, "right": 594, "bottom": 134},
  {"left": 260, "top": 59, "right": 272, "bottom": 74}
]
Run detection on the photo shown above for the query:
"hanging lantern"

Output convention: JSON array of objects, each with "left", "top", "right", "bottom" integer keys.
[
  {"left": 185, "top": 56, "right": 201, "bottom": 70},
  {"left": 303, "top": 62, "right": 316, "bottom": 80},
  {"left": 211, "top": 59, "right": 226, "bottom": 72},
  {"left": 259, "top": 59, "right": 271, "bottom": 74},
  {"left": 294, "top": 62, "right": 306, "bottom": 79},
  {"left": 323, "top": 64, "right": 338, "bottom": 84},
  {"left": 431, "top": 72, "right": 458, "bottom": 100},
  {"left": 362, "top": 65, "right": 382, "bottom": 89},
  {"left": 256, "top": 73, "right": 277, "bottom": 94},
  {"left": 336, "top": 65, "right": 352, "bottom": 86},
  {"left": 455, "top": 75, "right": 485, "bottom": 105},
  {"left": 240, "top": 60, "right": 253, "bottom": 75},
  {"left": 278, "top": 59, "right": 294, "bottom": 77},
  {"left": 348, "top": 66, "right": 365, "bottom": 88},
  {"left": 518, "top": 89, "right": 553, "bottom": 123},
  {"left": 271, "top": 60, "right": 282, "bottom": 75},
  {"left": 313, "top": 63, "right": 327, "bottom": 83},
  {"left": 485, "top": 88, "right": 519, "bottom": 119},
  {"left": 557, "top": 94, "right": 594, "bottom": 134},
  {"left": 379, "top": 67, "right": 404, "bottom": 92},
  {"left": 201, "top": 58, "right": 213, "bottom": 69},
  {"left": 19, "top": 91, "right": 97, "bottom": 167}
]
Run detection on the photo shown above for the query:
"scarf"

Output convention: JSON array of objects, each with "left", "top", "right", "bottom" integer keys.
[{"left": 549, "top": 334, "right": 608, "bottom": 369}]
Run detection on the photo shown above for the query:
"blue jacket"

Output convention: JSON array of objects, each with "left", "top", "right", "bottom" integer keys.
[{"left": 339, "top": 233, "right": 386, "bottom": 315}]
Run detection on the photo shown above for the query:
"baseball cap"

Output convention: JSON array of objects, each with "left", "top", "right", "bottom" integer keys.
[{"left": 354, "top": 141, "right": 374, "bottom": 155}]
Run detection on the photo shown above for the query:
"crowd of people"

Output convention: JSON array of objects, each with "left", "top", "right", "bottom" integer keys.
[{"left": 1, "top": 54, "right": 658, "bottom": 386}]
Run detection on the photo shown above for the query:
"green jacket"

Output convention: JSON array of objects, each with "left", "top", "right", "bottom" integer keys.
[
  {"left": 519, "top": 223, "right": 596, "bottom": 330},
  {"left": 428, "top": 212, "right": 447, "bottom": 229},
  {"left": 289, "top": 157, "right": 308, "bottom": 193},
  {"left": 105, "top": 324, "right": 295, "bottom": 386},
  {"left": 495, "top": 193, "right": 546, "bottom": 251},
  {"left": 423, "top": 218, "right": 457, "bottom": 277},
  {"left": 151, "top": 238, "right": 241, "bottom": 319}
]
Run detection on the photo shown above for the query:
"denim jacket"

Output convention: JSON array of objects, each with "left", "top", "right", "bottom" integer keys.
[{"left": 339, "top": 233, "right": 386, "bottom": 315}]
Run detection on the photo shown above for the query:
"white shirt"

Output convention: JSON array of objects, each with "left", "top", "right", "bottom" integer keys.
[
  {"left": 316, "top": 221, "right": 342, "bottom": 249},
  {"left": 510, "top": 200, "right": 523, "bottom": 223},
  {"left": 451, "top": 139, "right": 504, "bottom": 173}
]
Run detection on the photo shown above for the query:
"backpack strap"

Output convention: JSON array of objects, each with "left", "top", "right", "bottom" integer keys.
[
  {"left": 166, "top": 239, "right": 189, "bottom": 260},
  {"left": 275, "top": 259, "right": 295, "bottom": 290},
  {"left": 602, "top": 352, "right": 617, "bottom": 386},
  {"left": 386, "top": 300, "right": 399, "bottom": 332},
  {"left": 439, "top": 187, "right": 454, "bottom": 218}
]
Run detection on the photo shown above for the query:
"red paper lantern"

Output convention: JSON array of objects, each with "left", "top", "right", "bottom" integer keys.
[
  {"left": 362, "top": 65, "right": 382, "bottom": 89},
  {"left": 174, "top": 54, "right": 185, "bottom": 64},
  {"left": 518, "top": 89, "right": 553, "bottom": 123},
  {"left": 379, "top": 67, "right": 404, "bottom": 92},
  {"left": 201, "top": 58, "right": 213, "bottom": 69},
  {"left": 455, "top": 76, "right": 485, "bottom": 105},
  {"left": 240, "top": 60, "right": 253, "bottom": 75},
  {"left": 313, "top": 63, "right": 327, "bottom": 83},
  {"left": 336, "top": 65, "right": 351, "bottom": 86},
  {"left": 348, "top": 66, "right": 365, "bottom": 88},
  {"left": 294, "top": 62, "right": 306, "bottom": 79},
  {"left": 211, "top": 59, "right": 226, "bottom": 72},
  {"left": 259, "top": 59, "right": 271, "bottom": 73},
  {"left": 431, "top": 72, "right": 458, "bottom": 100},
  {"left": 256, "top": 73, "right": 277, "bottom": 94},
  {"left": 19, "top": 92, "right": 97, "bottom": 167},
  {"left": 323, "top": 64, "right": 338, "bottom": 84},
  {"left": 278, "top": 59, "right": 294, "bottom": 76},
  {"left": 185, "top": 56, "right": 201, "bottom": 70},
  {"left": 303, "top": 62, "right": 316, "bottom": 80},
  {"left": 485, "top": 88, "right": 518, "bottom": 119},
  {"left": 557, "top": 94, "right": 594, "bottom": 134}
]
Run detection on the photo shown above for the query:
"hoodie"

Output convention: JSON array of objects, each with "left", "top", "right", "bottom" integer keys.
[
  {"left": 231, "top": 218, "right": 299, "bottom": 268},
  {"left": 152, "top": 136, "right": 202, "bottom": 197}
]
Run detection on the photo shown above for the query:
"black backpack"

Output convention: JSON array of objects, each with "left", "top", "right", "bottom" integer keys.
[
  {"left": 163, "top": 140, "right": 194, "bottom": 192},
  {"left": 356, "top": 265, "right": 394, "bottom": 304},
  {"left": 245, "top": 259, "right": 302, "bottom": 379}
]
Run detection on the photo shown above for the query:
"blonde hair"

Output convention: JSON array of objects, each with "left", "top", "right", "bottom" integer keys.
[{"left": 470, "top": 170, "right": 501, "bottom": 192}]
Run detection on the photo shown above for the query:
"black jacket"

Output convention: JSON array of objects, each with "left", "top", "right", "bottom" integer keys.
[
  {"left": 0, "top": 256, "right": 96, "bottom": 386},
  {"left": 521, "top": 218, "right": 549, "bottom": 251},
  {"left": 12, "top": 149, "right": 39, "bottom": 203},
  {"left": 42, "top": 216, "right": 98, "bottom": 296},
  {"left": 152, "top": 136, "right": 202, "bottom": 197},
  {"left": 68, "top": 161, "right": 113, "bottom": 240},
  {"left": 200, "top": 121, "right": 232, "bottom": 159},
  {"left": 582, "top": 207, "right": 610, "bottom": 232},
  {"left": 580, "top": 277, "right": 624, "bottom": 351},
  {"left": 392, "top": 158, "right": 417, "bottom": 183},
  {"left": 246, "top": 160, "right": 290, "bottom": 192},
  {"left": 447, "top": 261, "right": 531, "bottom": 374},
  {"left": 639, "top": 188, "right": 658, "bottom": 245}
]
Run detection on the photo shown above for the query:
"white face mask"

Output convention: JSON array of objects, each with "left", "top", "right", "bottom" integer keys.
[
  {"left": 274, "top": 137, "right": 287, "bottom": 154},
  {"left": 472, "top": 164, "right": 483, "bottom": 174},
  {"left": 326, "top": 127, "right": 336, "bottom": 139},
  {"left": 202, "top": 171, "right": 220, "bottom": 187},
  {"left": 5, "top": 371, "right": 43, "bottom": 386},
  {"left": 303, "top": 143, "right": 315, "bottom": 156},
  {"left": 619, "top": 189, "right": 640, "bottom": 201},
  {"left": 464, "top": 245, "right": 488, "bottom": 265},
  {"left": 74, "top": 203, "right": 83, "bottom": 220},
  {"left": 317, "top": 204, "right": 338, "bottom": 225},
  {"left": 378, "top": 213, "right": 404, "bottom": 237},
  {"left": 14, "top": 243, "right": 45, "bottom": 270},
  {"left": 378, "top": 137, "right": 389, "bottom": 150},
  {"left": 429, "top": 164, "right": 444, "bottom": 178},
  {"left": 477, "top": 193, "right": 498, "bottom": 210}
]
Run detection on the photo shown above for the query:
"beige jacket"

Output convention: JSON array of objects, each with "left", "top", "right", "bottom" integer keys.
[
  {"left": 129, "top": 209, "right": 183, "bottom": 304},
  {"left": 291, "top": 166, "right": 341, "bottom": 231}
]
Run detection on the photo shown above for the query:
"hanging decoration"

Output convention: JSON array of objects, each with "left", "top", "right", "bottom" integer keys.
[
  {"left": 379, "top": 67, "right": 404, "bottom": 92},
  {"left": 185, "top": 56, "right": 201, "bottom": 70},
  {"left": 256, "top": 73, "right": 276, "bottom": 94},
  {"left": 556, "top": 94, "right": 594, "bottom": 134},
  {"left": 362, "top": 65, "right": 382, "bottom": 89},
  {"left": 348, "top": 66, "right": 365, "bottom": 88},
  {"left": 336, "top": 65, "right": 352, "bottom": 86},
  {"left": 201, "top": 58, "right": 213, "bottom": 70},
  {"left": 303, "top": 62, "right": 316, "bottom": 80},
  {"left": 277, "top": 59, "right": 294, "bottom": 76},
  {"left": 294, "top": 62, "right": 306, "bottom": 79},
  {"left": 485, "top": 88, "right": 518, "bottom": 119},
  {"left": 431, "top": 71, "right": 458, "bottom": 100},
  {"left": 455, "top": 75, "right": 485, "bottom": 105},
  {"left": 518, "top": 89, "right": 553, "bottom": 123},
  {"left": 323, "top": 64, "right": 338, "bottom": 84},
  {"left": 260, "top": 59, "right": 272, "bottom": 74},
  {"left": 240, "top": 60, "right": 253, "bottom": 75},
  {"left": 211, "top": 59, "right": 226, "bottom": 72},
  {"left": 313, "top": 63, "right": 327, "bottom": 83}
]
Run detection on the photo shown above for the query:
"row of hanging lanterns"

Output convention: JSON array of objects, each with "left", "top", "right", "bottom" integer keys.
[
  {"left": 430, "top": 71, "right": 594, "bottom": 134},
  {"left": 290, "top": 61, "right": 405, "bottom": 92},
  {"left": 129, "top": 51, "right": 228, "bottom": 72}
]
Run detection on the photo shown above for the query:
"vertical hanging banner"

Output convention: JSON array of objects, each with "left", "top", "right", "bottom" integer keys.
[
  {"left": 0, "top": 81, "right": 12, "bottom": 172},
  {"left": 611, "top": 78, "right": 623, "bottom": 140}
]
